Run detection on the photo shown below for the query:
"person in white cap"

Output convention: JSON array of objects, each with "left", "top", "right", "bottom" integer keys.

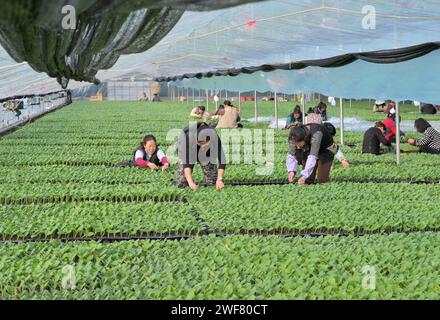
[{"left": 373, "top": 100, "right": 386, "bottom": 113}]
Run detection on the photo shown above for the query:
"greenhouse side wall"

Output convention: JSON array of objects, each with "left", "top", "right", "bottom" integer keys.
[
  {"left": 107, "top": 81, "right": 169, "bottom": 101},
  {"left": 0, "top": 91, "right": 71, "bottom": 134}
]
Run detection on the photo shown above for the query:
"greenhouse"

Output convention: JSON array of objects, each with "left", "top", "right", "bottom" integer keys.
[{"left": 0, "top": 0, "right": 439, "bottom": 301}]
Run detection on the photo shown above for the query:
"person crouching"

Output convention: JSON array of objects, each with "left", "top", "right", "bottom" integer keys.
[
  {"left": 408, "top": 119, "right": 440, "bottom": 154},
  {"left": 134, "top": 135, "right": 169, "bottom": 171}
]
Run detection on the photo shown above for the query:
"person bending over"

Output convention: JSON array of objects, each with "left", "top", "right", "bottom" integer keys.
[
  {"left": 362, "top": 121, "right": 392, "bottom": 155},
  {"left": 133, "top": 135, "right": 169, "bottom": 171},
  {"left": 286, "top": 123, "right": 338, "bottom": 185},
  {"left": 210, "top": 105, "right": 225, "bottom": 120},
  {"left": 190, "top": 106, "right": 210, "bottom": 120},
  {"left": 408, "top": 119, "right": 440, "bottom": 154},
  {"left": 176, "top": 122, "right": 226, "bottom": 190},
  {"left": 421, "top": 104, "right": 437, "bottom": 115},
  {"left": 216, "top": 101, "right": 242, "bottom": 129}
]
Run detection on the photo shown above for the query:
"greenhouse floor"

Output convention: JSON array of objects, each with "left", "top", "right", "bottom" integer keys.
[{"left": 0, "top": 100, "right": 438, "bottom": 299}]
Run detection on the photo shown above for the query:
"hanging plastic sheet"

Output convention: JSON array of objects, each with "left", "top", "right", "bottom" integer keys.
[
  {"left": 0, "top": 0, "right": 260, "bottom": 92},
  {"left": 170, "top": 49, "right": 440, "bottom": 103},
  {"left": 1, "top": 0, "right": 440, "bottom": 99}
]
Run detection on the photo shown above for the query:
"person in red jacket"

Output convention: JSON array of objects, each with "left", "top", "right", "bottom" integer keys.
[
  {"left": 382, "top": 100, "right": 404, "bottom": 142},
  {"left": 383, "top": 115, "right": 397, "bottom": 142}
]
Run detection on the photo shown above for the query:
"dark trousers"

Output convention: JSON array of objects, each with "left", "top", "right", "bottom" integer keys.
[{"left": 419, "top": 145, "right": 440, "bottom": 154}]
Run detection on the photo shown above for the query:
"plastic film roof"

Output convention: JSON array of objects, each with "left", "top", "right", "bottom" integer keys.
[
  {"left": 1, "top": 0, "right": 440, "bottom": 100},
  {"left": 0, "top": 0, "right": 260, "bottom": 98},
  {"left": 148, "top": 0, "right": 440, "bottom": 77}
]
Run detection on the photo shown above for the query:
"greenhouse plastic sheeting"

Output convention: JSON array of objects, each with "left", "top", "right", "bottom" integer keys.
[
  {"left": 170, "top": 49, "right": 440, "bottom": 103},
  {"left": 1, "top": 0, "right": 440, "bottom": 99},
  {"left": 142, "top": 0, "right": 440, "bottom": 78},
  {"left": 0, "top": 0, "right": 259, "bottom": 95},
  {"left": 156, "top": 42, "right": 440, "bottom": 82}
]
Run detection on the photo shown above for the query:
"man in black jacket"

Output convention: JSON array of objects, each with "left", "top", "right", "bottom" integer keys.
[
  {"left": 362, "top": 122, "right": 392, "bottom": 155},
  {"left": 421, "top": 104, "right": 437, "bottom": 115}
]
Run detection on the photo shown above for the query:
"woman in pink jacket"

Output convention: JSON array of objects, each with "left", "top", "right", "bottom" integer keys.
[{"left": 133, "top": 135, "right": 169, "bottom": 171}]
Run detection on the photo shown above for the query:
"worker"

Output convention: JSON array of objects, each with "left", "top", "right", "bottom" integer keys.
[
  {"left": 362, "top": 121, "right": 392, "bottom": 155},
  {"left": 139, "top": 92, "right": 149, "bottom": 102},
  {"left": 313, "top": 102, "right": 328, "bottom": 121},
  {"left": 176, "top": 122, "right": 226, "bottom": 190},
  {"left": 305, "top": 102, "right": 328, "bottom": 124},
  {"left": 190, "top": 106, "right": 210, "bottom": 120},
  {"left": 133, "top": 135, "right": 169, "bottom": 171},
  {"left": 216, "top": 101, "right": 242, "bottom": 128},
  {"left": 373, "top": 100, "right": 386, "bottom": 113},
  {"left": 408, "top": 119, "right": 440, "bottom": 154},
  {"left": 420, "top": 104, "right": 437, "bottom": 115},
  {"left": 285, "top": 105, "right": 303, "bottom": 129},
  {"left": 286, "top": 123, "right": 338, "bottom": 185},
  {"left": 382, "top": 100, "right": 404, "bottom": 142}
]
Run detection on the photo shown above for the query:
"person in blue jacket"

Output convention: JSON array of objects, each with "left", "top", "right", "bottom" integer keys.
[{"left": 285, "top": 105, "right": 303, "bottom": 129}]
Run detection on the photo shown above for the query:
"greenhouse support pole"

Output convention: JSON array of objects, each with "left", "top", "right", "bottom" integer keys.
[
  {"left": 340, "top": 98, "right": 344, "bottom": 145},
  {"left": 192, "top": 88, "right": 195, "bottom": 107},
  {"left": 396, "top": 101, "right": 401, "bottom": 165},
  {"left": 238, "top": 91, "right": 241, "bottom": 109},
  {"left": 187, "top": 88, "right": 189, "bottom": 105},
  {"left": 274, "top": 92, "right": 279, "bottom": 129},
  {"left": 301, "top": 94, "right": 306, "bottom": 123},
  {"left": 206, "top": 90, "right": 209, "bottom": 112},
  {"left": 254, "top": 90, "right": 258, "bottom": 123}
]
